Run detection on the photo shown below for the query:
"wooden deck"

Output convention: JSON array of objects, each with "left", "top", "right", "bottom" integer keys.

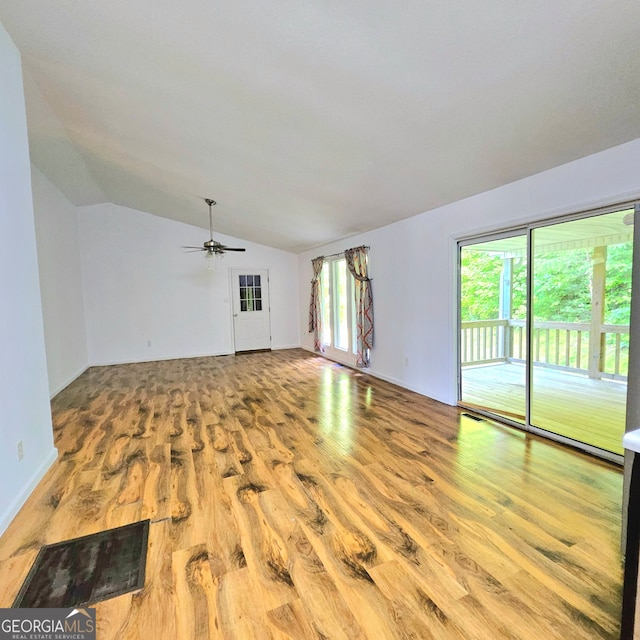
[
  {"left": 0, "top": 350, "right": 623, "bottom": 639},
  {"left": 461, "top": 362, "right": 626, "bottom": 455}
]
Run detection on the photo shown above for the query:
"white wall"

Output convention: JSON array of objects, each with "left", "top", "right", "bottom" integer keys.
[
  {"left": 299, "top": 138, "right": 640, "bottom": 406},
  {"left": 78, "top": 203, "right": 300, "bottom": 365},
  {"left": 0, "top": 21, "right": 57, "bottom": 535},
  {"left": 32, "top": 165, "right": 89, "bottom": 396}
]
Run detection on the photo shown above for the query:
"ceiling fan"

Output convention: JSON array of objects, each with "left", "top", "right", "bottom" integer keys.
[{"left": 182, "top": 198, "right": 246, "bottom": 256}]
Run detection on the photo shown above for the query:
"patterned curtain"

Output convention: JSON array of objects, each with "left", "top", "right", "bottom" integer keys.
[
  {"left": 308, "top": 256, "right": 325, "bottom": 352},
  {"left": 345, "top": 246, "right": 373, "bottom": 367}
]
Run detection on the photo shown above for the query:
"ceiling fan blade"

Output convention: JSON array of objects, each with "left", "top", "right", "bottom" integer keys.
[
  {"left": 182, "top": 199, "right": 246, "bottom": 257},
  {"left": 184, "top": 249, "right": 207, "bottom": 253}
]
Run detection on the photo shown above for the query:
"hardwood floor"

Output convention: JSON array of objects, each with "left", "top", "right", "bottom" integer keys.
[
  {"left": 461, "top": 362, "right": 627, "bottom": 455},
  {"left": 0, "top": 349, "right": 623, "bottom": 639}
]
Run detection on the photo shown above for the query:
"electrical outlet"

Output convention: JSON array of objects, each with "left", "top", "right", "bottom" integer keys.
[{"left": 17, "top": 441, "right": 23, "bottom": 461}]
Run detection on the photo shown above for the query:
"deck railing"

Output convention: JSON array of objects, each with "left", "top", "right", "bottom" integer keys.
[{"left": 460, "top": 319, "right": 629, "bottom": 380}]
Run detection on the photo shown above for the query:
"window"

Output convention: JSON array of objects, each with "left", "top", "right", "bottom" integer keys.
[
  {"left": 239, "top": 274, "right": 262, "bottom": 312},
  {"left": 320, "top": 257, "right": 357, "bottom": 362}
]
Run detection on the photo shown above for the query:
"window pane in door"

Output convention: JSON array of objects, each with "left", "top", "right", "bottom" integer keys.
[
  {"left": 459, "top": 234, "right": 527, "bottom": 423},
  {"left": 335, "top": 259, "right": 349, "bottom": 350},
  {"left": 530, "top": 209, "right": 632, "bottom": 455},
  {"left": 239, "top": 274, "right": 265, "bottom": 313},
  {"left": 321, "top": 262, "right": 331, "bottom": 345}
]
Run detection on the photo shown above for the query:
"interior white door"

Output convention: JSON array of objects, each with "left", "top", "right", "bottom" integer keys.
[{"left": 231, "top": 269, "right": 271, "bottom": 352}]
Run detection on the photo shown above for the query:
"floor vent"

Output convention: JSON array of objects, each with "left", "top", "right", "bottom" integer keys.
[
  {"left": 13, "top": 520, "right": 149, "bottom": 608},
  {"left": 461, "top": 412, "right": 484, "bottom": 422}
]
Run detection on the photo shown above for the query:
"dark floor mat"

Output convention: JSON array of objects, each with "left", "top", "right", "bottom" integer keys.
[{"left": 13, "top": 520, "right": 149, "bottom": 608}]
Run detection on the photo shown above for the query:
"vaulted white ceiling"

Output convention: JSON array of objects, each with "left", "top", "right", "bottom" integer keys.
[{"left": 1, "top": 1, "right": 640, "bottom": 252}]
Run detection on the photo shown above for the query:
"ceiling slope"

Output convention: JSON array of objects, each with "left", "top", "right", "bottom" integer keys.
[{"left": 1, "top": 1, "right": 640, "bottom": 251}]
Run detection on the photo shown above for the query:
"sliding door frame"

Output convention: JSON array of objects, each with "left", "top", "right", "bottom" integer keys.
[
  {"left": 456, "top": 226, "right": 528, "bottom": 410},
  {"left": 457, "top": 198, "right": 639, "bottom": 465}
]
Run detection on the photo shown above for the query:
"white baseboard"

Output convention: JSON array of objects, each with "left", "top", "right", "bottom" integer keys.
[
  {"left": 361, "top": 369, "right": 456, "bottom": 407},
  {"left": 50, "top": 364, "right": 90, "bottom": 398},
  {"left": 363, "top": 368, "right": 425, "bottom": 395},
  {"left": 300, "top": 345, "right": 361, "bottom": 371},
  {"left": 0, "top": 447, "right": 58, "bottom": 538},
  {"left": 90, "top": 350, "right": 235, "bottom": 367},
  {"left": 92, "top": 348, "right": 311, "bottom": 366},
  {"left": 300, "top": 345, "right": 457, "bottom": 407}
]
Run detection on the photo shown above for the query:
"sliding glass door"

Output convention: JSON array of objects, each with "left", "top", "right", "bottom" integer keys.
[
  {"left": 459, "top": 232, "right": 528, "bottom": 423},
  {"left": 459, "top": 205, "right": 634, "bottom": 459},
  {"left": 320, "top": 256, "right": 357, "bottom": 365},
  {"left": 529, "top": 210, "right": 632, "bottom": 455}
]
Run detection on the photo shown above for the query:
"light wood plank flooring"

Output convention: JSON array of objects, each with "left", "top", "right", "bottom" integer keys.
[
  {"left": 0, "top": 349, "right": 623, "bottom": 639},
  {"left": 461, "top": 362, "right": 626, "bottom": 455}
]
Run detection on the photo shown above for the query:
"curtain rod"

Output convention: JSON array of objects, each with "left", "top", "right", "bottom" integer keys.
[{"left": 319, "top": 245, "right": 370, "bottom": 260}]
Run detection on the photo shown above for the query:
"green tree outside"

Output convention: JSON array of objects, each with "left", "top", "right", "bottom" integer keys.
[
  {"left": 460, "top": 243, "right": 631, "bottom": 374},
  {"left": 461, "top": 243, "right": 631, "bottom": 324}
]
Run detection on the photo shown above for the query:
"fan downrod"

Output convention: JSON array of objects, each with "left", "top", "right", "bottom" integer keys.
[{"left": 181, "top": 198, "right": 246, "bottom": 255}]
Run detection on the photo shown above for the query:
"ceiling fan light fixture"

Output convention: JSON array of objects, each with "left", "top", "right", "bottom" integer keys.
[
  {"left": 181, "top": 198, "right": 247, "bottom": 261},
  {"left": 206, "top": 251, "right": 223, "bottom": 270}
]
